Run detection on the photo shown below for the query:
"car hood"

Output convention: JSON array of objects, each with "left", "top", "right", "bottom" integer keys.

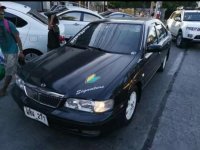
[
  {"left": 184, "top": 21, "right": 200, "bottom": 27},
  {"left": 20, "top": 46, "right": 135, "bottom": 99}
]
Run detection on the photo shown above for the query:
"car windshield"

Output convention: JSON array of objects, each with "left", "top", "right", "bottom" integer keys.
[
  {"left": 28, "top": 9, "right": 48, "bottom": 24},
  {"left": 68, "top": 22, "right": 142, "bottom": 54},
  {"left": 183, "top": 12, "right": 200, "bottom": 21}
]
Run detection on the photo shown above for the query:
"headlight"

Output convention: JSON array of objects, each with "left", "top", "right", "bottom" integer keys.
[
  {"left": 64, "top": 98, "right": 114, "bottom": 113},
  {"left": 15, "top": 74, "right": 25, "bottom": 90}
]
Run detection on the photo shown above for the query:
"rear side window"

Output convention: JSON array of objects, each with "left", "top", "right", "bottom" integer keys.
[
  {"left": 4, "top": 12, "right": 27, "bottom": 28},
  {"left": 83, "top": 13, "right": 100, "bottom": 22},
  {"left": 108, "top": 14, "right": 123, "bottom": 18},
  {"left": 147, "top": 25, "right": 158, "bottom": 46},
  {"left": 59, "top": 12, "right": 81, "bottom": 21}
]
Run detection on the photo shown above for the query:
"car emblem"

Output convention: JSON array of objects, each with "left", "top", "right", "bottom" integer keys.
[
  {"left": 85, "top": 74, "right": 101, "bottom": 84},
  {"left": 41, "top": 83, "right": 46, "bottom": 87}
]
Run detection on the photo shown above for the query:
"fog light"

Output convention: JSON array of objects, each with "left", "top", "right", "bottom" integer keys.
[
  {"left": 188, "top": 34, "right": 193, "bottom": 38},
  {"left": 81, "top": 130, "right": 101, "bottom": 136}
]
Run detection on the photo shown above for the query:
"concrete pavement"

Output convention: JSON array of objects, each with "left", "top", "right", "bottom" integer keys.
[{"left": 150, "top": 44, "right": 200, "bottom": 150}]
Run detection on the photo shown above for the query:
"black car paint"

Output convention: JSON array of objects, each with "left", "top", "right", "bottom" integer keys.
[{"left": 12, "top": 18, "right": 172, "bottom": 135}]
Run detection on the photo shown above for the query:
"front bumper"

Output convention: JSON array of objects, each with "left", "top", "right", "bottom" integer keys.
[{"left": 11, "top": 85, "right": 123, "bottom": 136}]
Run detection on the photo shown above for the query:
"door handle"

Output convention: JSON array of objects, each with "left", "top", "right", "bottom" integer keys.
[{"left": 73, "top": 23, "right": 80, "bottom": 26}]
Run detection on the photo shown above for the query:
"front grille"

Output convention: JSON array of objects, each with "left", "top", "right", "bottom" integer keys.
[
  {"left": 24, "top": 85, "right": 63, "bottom": 108},
  {"left": 194, "top": 35, "right": 200, "bottom": 39}
]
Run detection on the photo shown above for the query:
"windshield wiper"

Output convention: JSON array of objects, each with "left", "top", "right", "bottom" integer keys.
[{"left": 87, "top": 46, "right": 109, "bottom": 53}]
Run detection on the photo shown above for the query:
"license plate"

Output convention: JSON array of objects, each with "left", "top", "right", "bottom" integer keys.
[{"left": 24, "top": 106, "right": 48, "bottom": 126}]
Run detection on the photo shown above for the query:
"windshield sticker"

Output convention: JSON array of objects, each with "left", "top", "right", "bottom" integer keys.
[
  {"left": 76, "top": 86, "right": 105, "bottom": 95},
  {"left": 85, "top": 74, "right": 101, "bottom": 84}
]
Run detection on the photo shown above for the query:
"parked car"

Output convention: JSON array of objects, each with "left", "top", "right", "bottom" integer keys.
[
  {"left": 54, "top": 6, "right": 104, "bottom": 38},
  {"left": 1, "top": 2, "right": 66, "bottom": 63},
  {"left": 11, "top": 17, "right": 172, "bottom": 136},
  {"left": 166, "top": 7, "right": 200, "bottom": 48},
  {"left": 104, "top": 12, "right": 134, "bottom": 19}
]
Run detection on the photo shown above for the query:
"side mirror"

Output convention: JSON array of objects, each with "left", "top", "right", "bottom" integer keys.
[
  {"left": 147, "top": 44, "right": 162, "bottom": 53},
  {"left": 174, "top": 17, "right": 181, "bottom": 22}
]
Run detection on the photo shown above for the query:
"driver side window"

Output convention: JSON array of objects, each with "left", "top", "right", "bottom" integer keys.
[{"left": 59, "top": 12, "right": 81, "bottom": 21}]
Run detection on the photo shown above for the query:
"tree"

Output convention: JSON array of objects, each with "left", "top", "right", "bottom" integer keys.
[
  {"left": 108, "top": 1, "right": 151, "bottom": 9},
  {"left": 163, "top": 1, "right": 198, "bottom": 19}
]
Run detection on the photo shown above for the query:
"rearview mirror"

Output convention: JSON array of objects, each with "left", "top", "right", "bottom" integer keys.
[
  {"left": 174, "top": 17, "right": 181, "bottom": 22},
  {"left": 147, "top": 44, "right": 162, "bottom": 53}
]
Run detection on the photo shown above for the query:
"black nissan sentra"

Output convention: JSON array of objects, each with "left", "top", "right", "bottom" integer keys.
[{"left": 12, "top": 18, "right": 172, "bottom": 136}]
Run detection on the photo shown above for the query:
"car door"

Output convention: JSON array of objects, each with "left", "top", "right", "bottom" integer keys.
[
  {"left": 173, "top": 13, "right": 182, "bottom": 36},
  {"left": 58, "top": 11, "right": 82, "bottom": 38},
  {"left": 4, "top": 9, "right": 29, "bottom": 46},
  {"left": 167, "top": 12, "right": 175, "bottom": 32},
  {"left": 141, "top": 23, "right": 161, "bottom": 86},
  {"left": 170, "top": 12, "right": 181, "bottom": 36}
]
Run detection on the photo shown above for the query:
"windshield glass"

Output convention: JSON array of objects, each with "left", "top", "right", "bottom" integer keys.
[
  {"left": 28, "top": 9, "right": 48, "bottom": 24},
  {"left": 183, "top": 12, "right": 200, "bottom": 21},
  {"left": 69, "top": 22, "right": 142, "bottom": 54}
]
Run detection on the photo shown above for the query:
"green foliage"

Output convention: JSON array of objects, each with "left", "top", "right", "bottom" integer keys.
[
  {"left": 108, "top": 1, "right": 151, "bottom": 8},
  {"left": 163, "top": 1, "right": 198, "bottom": 10}
]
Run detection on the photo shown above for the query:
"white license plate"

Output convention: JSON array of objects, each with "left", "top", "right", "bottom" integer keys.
[{"left": 24, "top": 106, "right": 49, "bottom": 126}]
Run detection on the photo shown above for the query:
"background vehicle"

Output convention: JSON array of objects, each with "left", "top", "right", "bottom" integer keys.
[
  {"left": 104, "top": 12, "right": 134, "bottom": 19},
  {"left": 12, "top": 18, "right": 172, "bottom": 136},
  {"left": 1, "top": 1, "right": 66, "bottom": 63},
  {"left": 55, "top": 6, "right": 104, "bottom": 38},
  {"left": 166, "top": 7, "right": 200, "bottom": 48}
]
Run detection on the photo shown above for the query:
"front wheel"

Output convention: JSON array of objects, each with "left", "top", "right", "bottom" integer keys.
[
  {"left": 120, "top": 87, "right": 139, "bottom": 126},
  {"left": 21, "top": 49, "right": 42, "bottom": 64},
  {"left": 176, "top": 32, "right": 185, "bottom": 48}
]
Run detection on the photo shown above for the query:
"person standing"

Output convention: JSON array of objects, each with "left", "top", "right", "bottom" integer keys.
[
  {"left": 47, "top": 14, "right": 61, "bottom": 51},
  {"left": 0, "top": 3, "right": 24, "bottom": 96}
]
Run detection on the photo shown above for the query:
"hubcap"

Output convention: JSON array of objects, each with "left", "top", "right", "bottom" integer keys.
[
  {"left": 25, "top": 53, "right": 39, "bottom": 63},
  {"left": 126, "top": 91, "right": 137, "bottom": 120}
]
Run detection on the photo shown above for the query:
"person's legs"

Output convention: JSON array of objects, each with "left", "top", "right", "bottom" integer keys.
[
  {"left": 0, "top": 54, "right": 17, "bottom": 96},
  {"left": 0, "top": 75, "right": 12, "bottom": 96}
]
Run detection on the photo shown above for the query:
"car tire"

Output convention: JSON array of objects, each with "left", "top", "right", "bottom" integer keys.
[
  {"left": 22, "top": 49, "right": 42, "bottom": 64},
  {"left": 158, "top": 55, "right": 167, "bottom": 72},
  {"left": 176, "top": 32, "right": 185, "bottom": 48},
  {"left": 120, "top": 86, "right": 138, "bottom": 126}
]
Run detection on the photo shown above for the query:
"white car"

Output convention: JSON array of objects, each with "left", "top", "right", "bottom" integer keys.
[
  {"left": 55, "top": 6, "right": 104, "bottom": 38},
  {"left": 104, "top": 12, "right": 134, "bottom": 19},
  {"left": 166, "top": 7, "right": 200, "bottom": 48},
  {"left": 1, "top": 1, "right": 65, "bottom": 62}
]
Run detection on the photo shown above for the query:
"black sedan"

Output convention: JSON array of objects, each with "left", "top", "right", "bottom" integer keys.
[{"left": 11, "top": 18, "right": 172, "bottom": 136}]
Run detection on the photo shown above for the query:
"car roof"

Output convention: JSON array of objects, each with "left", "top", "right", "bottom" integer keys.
[
  {"left": 92, "top": 17, "right": 158, "bottom": 24},
  {"left": 109, "top": 12, "right": 132, "bottom": 15},
  {"left": 175, "top": 10, "right": 200, "bottom": 13},
  {"left": 57, "top": 6, "right": 103, "bottom": 18},
  {"left": 1, "top": 1, "right": 31, "bottom": 14}
]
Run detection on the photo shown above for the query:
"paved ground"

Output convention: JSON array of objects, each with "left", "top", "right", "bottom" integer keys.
[{"left": 149, "top": 43, "right": 200, "bottom": 150}]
